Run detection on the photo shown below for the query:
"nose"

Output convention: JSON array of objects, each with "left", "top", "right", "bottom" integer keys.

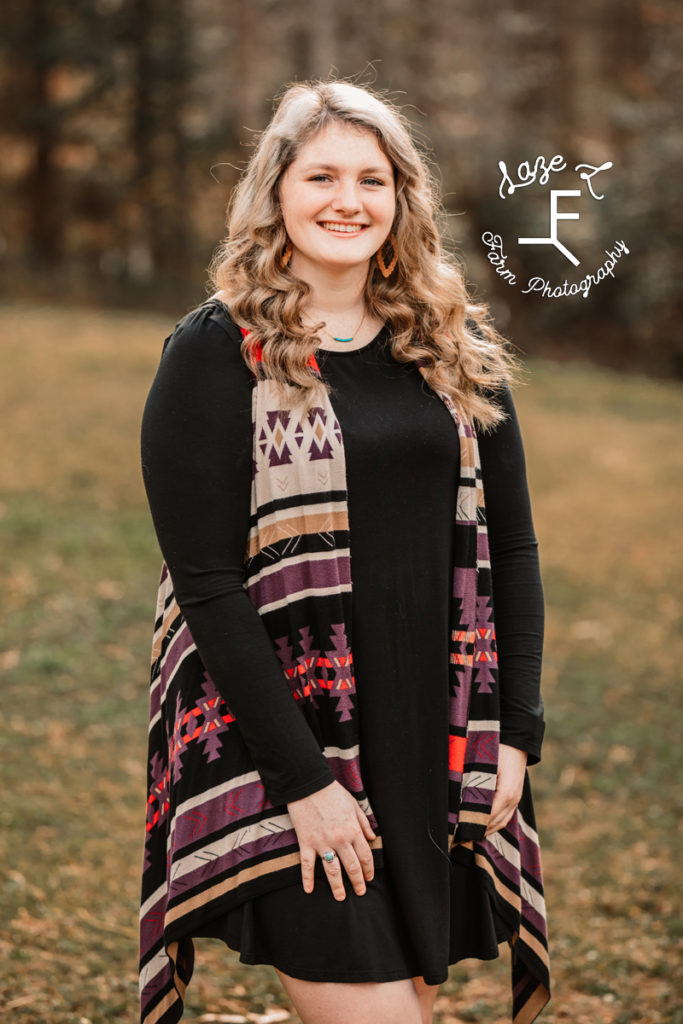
[{"left": 330, "top": 178, "right": 363, "bottom": 215}]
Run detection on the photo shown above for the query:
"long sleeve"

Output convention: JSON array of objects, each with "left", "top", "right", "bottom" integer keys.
[
  {"left": 140, "top": 305, "right": 336, "bottom": 806},
  {"left": 477, "top": 387, "right": 546, "bottom": 765}
]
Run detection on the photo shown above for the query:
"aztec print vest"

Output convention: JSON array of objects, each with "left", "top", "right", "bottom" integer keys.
[{"left": 139, "top": 307, "right": 551, "bottom": 1024}]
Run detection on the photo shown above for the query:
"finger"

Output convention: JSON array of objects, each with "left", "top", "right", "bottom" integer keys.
[
  {"left": 300, "top": 847, "right": 316, "bottom": 894},
  {"left": 335, "top": 844, "right": 367, "bottom": 897},
  {"left": 485, "top": 819, "right": 501, "bottom": 837},
  {"left": 485, "top": 802, "right": 511, "bottom": 835},
  {"left": 485, "top": 803, "right": 517, "bottom": 836},
  {"left": 320, "top": 851, "right": 347, "bottom": 901},
  {"left": 485, "top": 806, "right": 506, "bottom": 836},
  {"left": 355, "top": 805, "right": 377, "bottom": 841},
  {"left": 485, "top": 808, "right": 502, "bottom": 835},
  {"left": 352, "top": 836, "right": 375, "bottom": 883}
]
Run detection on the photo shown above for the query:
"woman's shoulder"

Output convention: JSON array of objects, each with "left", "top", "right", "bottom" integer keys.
[
  {"left": 145, "top": 299, "right": 253, "bottom": 427},
  {"left": 165, "top": 296, "right": 241, "bottom": 348},
  {"left": 159, "top": 297, "right": 250, "bottom": 376}
]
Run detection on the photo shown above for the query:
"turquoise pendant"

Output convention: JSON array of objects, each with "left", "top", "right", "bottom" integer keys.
[{"left": 332, "top": 337, "right": 353, "bottom": 343}]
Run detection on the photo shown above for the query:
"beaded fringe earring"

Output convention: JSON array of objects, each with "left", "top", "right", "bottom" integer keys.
[
  {"left": 281, "top": 238, "right": 292, "bottom": 268},
  {"left": 376, "top": 233, "right": 398, "bottom": 277}
]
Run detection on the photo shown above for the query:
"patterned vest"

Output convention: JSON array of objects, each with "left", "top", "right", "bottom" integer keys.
[{"left": 139, "top": 311, "right": 551, "bottom": 1024}]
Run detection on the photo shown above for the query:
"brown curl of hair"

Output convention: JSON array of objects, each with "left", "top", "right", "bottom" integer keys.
[{"left": 208, "top": 79, "right": 523, "bottom": 431}]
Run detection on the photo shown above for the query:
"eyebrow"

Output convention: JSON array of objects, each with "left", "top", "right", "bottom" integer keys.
[{"left": 300, "top": 163, "right": 392, "bottom": 175}]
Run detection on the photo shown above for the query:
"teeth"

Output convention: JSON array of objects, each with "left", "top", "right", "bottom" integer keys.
[{"left": 320, "top": 223, "right": 365, "bottom": 233}]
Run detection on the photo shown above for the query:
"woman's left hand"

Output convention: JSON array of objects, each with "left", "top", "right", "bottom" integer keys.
[{"left": 484, "top": 744, "right": 528, "bottom": 838}]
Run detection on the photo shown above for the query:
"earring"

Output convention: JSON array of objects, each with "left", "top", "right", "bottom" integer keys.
[
  {"left": 281, "top": 238, "right": 292, "bottom": 268},
  {"left": 376, "top": 233, "right": 398, "bottom": 278}
]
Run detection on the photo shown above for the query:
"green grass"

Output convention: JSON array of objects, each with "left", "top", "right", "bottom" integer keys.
[{"left": 1, "top": 302, "right": 681, "bottom": 1023}]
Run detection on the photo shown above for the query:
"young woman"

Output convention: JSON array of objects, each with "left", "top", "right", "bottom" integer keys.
[{"left": 138, "top": 81, "right": 550, "bottom": 1024}]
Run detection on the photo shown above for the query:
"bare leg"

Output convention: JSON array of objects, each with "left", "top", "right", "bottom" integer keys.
[
  {"left": 274, "top": 967, "right": 423, "bottom": 1024},
  {"left": 411, "top": 976, "right": 440, "bottom": 1024}
]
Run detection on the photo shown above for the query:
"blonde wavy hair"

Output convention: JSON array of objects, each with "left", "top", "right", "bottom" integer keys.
[{"left": 209, "top": 79, "right": 521, "bottom": 430}]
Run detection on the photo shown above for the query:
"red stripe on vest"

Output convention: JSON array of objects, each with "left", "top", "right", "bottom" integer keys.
[{"left": 448, "top": 734, "right": 467, "bottom": 773}]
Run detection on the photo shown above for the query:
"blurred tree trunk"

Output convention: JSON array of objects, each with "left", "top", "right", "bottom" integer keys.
[
  {"left": 130, "top": 0, "right": 158, "bottom": 279},
  {"left": 309, "top": 0, "right": 336, "bottom": 80},
  {"left": 129, "top": 0, "right": 191, "bottom": 283},
  {"left": 160, "top": 0, "right": 191, "bottom": 264},
  {"left": 551, "top": 4, "right": 608, "bottom": 165},
  {"left": 26, "top": 0, "right": 61, "bottom": 267},
  {"left": 409, "top": 1, "right": 439, "bottom": 120},
  {"left": 286, "top": 0, "right": 337, "bottom": 81},
  {"left": 232, "top": 0, "right": 262, "bottom": 136},
  {"left": 607, "top": 0, "right": 647, "bottom": 81}
]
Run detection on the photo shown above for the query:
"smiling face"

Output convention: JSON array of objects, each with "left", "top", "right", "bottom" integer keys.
[{"left": 278, "top": 121, "right": 397, "bottom": 278}]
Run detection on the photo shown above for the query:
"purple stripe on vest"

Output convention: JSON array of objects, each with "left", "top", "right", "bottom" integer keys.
[
  {"left": 169, "top": 778, "right": 273, "bottom": 851},
  {"left": 246, "top": 554, "right": 351, "bottom": 608},
  {"left": 478, "top": 836, "right": 522, "bottom": 893},
  {"left": 166, "top": 826, "right": 298, "bottom": 909},
  {"left": 159, "top": 620, "right": 195, "bottom": 686},
  {"left": 140, "top": 891, "right": 169, "bottom": 961},
  {"left": 453, "top": 557, "right": 477, "bottom": 603},
  {"left": 325, "top": 753, "right": 363, "bottom": 793},
  {"left": 464, "top": 729, "right": 499, "bottom": 765},
  {"left": 461, "top": 782, "right": 495, "bottom": 810},
  {"left": 519, "top": 900, "right": 546, "bottom": 938},
  {"left": 477, "top": 529, "right": 492, "bottom": 562},
  {"left": 517, "top": 822, "right": 545, "bottom": 886},
  {"left": 449, "top": 687, "right": 471, "bottom": 731}
]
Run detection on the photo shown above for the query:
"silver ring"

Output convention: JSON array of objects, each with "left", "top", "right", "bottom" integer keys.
[{"left": 322, "top": 850, "right": 336, "bottom": 863}]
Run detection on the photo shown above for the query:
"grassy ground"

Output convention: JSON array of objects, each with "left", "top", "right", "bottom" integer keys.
[{"left": 1, "top": 302, "right": 681, "bottom": 1024}]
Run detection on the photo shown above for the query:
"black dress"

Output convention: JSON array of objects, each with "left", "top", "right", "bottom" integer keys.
[{"left": 141, "top": 300, "right": 545, "bottom": 985}]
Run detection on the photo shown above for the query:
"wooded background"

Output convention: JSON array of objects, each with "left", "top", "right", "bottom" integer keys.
[{"left": 1, "top": 0, "right": 681, "bottom": 376}]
